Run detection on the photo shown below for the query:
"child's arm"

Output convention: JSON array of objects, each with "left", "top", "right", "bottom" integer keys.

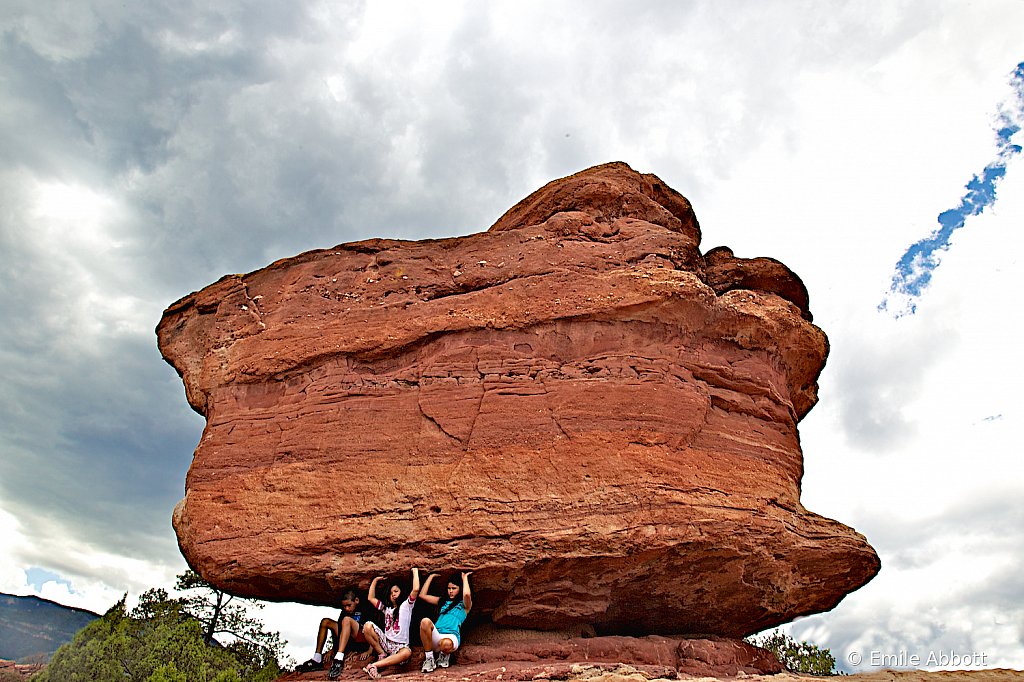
[
  {"left": 419, "top": 572, "right": 440, "bottom": 605},
  {"left": 409, "top": 567, "right": 421, "bottom": 602},
  {"left": 367, "top": 576, "right": 383, "bottom": 609},
  {"left": 462, "top": 571, "right": 473, "bottom": 613}
]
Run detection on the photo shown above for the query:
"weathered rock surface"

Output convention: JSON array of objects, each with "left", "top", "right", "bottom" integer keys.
[
  {"left": 276, "top": 635, "right": 782, "bottom": 680},
  {"left": 0, "top": 659, "right": 45, "bottom": 679},
  {"left": 158, "top": 162, "right": 878, "bottom": 637}
]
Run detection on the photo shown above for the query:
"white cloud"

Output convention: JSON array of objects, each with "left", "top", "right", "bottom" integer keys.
[{"left": 0, "top": 509, "right": 31, "bottom": 594}]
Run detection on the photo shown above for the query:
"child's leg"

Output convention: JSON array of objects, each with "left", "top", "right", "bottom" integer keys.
[
  {"left": 419, "top": 617, "right": 437, "bottom": 654},
  {"left": 376, "top": 646, "right": 411, "bottom": 668},
  {"left": 315, "top": 618, "right": 339, "bottom": 658},
  {"left": 363, "top": 621, "right": 385, "bottom": 656},
  {"left": 362, "top": 626, "right": 405, "bottom": 679},
  {"left": 432, "top": 627, "right": 459, "bottom": 654},
  {"left": 437, "top": 633, "right": 459, "bottom": 654},
  {"left": 334, "top": 616, "right": 359, "bottom": 659},
  {"left": 323, "top": 619, "right": 341, "bottom": 662}
]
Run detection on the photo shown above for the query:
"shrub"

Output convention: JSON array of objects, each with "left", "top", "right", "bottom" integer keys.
[
  {"left": 30, "top": 579, "right": 284, "bottom": 682},
  {"left": 747, "top": 629, "right": 837, "bottom": 676}
]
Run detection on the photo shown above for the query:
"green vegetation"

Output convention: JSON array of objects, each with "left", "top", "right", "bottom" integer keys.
[
  {"left": 0, "top": 593, "right": 99, "bottom": 662},
  {"left": 172, "top": 571, "right": 283, "bottom": 659},
  {"left": 31, "top": 573, "right": 285, "bottom": 682},
  {"left": 747, "top": 628, "right": 838, "bottom": 676}
]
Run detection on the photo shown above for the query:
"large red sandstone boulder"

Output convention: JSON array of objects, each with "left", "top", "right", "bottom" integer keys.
[{"left": 157, "top": 162, "right": 878, "bottom": 637}]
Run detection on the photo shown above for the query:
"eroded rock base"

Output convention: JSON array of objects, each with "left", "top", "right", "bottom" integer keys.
[{"left": 278, "top": 635, "right": 782, "bottom": 680}]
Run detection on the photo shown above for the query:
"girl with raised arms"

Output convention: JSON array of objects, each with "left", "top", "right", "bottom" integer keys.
[
  {"left": 361, "top": 568, "right": 420, "bottom": 679},
  {"left": 418, "top": 571, "right": 472, "bottom": 673}
]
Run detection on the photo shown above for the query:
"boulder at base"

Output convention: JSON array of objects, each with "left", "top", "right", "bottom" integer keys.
[
  {"left": 158, "top": 162, "right": 879, "bottom": 637},
  {"left": 274, "top": 634, "right": 785, "bottom": 680}
]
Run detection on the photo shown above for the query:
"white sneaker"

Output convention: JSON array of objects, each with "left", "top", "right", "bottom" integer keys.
[
  {"left": 437, "top": 653, "right": 450, "bottom": 668},
  {"left": 421, "top": 655, "right": 436, "bottom": 673}
]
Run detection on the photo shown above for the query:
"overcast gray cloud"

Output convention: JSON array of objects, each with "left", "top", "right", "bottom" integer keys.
[{"left": 0, "top": 0, "right": 364, "bottom": 581}]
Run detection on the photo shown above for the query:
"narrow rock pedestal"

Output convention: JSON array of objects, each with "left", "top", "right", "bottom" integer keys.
[{"left": 275, "top": 634, "right": 782, "bottom": 680}]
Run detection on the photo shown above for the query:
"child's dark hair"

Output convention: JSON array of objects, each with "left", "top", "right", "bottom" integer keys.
[
  {"left": 436, "top": 575, "right": 463, "bottom": 619},
  {"left": 341, "top": 588, "right": 358, "bottom": 602},
  {"left": 388, "top": 580, "right": 410, "bottom": 606}
]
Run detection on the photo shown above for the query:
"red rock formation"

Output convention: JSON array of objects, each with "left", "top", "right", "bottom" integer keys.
[
  {"left": 158, "top": 162, "right": 878, "bottom": 638},
  {"left": 0, "top": 659, "right": 46, "bottom": 679},
  {"left": 274, "top": 634, "right": 783, "bottom": 680}
]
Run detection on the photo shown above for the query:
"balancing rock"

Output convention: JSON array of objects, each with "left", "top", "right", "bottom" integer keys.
[{"left": 157, "top": 162, "right": 878, "bottom": 637}]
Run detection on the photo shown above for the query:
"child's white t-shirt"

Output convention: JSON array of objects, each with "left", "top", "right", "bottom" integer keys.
[{"left": 377, "top": 596, "right": 416, "bottom": 647}]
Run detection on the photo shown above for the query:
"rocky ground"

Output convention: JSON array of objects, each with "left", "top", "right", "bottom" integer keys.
[
  {"left": 276, "top": 660, "right": 1024, "bottom": 682},
  {"left": 272, "top": 636, "right": 1024, "bottom": 682}
]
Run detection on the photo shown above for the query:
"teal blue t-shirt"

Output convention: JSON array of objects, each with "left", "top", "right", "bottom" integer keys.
[{"left": 435, "top": 601, "right": 467, "bottom": 635}]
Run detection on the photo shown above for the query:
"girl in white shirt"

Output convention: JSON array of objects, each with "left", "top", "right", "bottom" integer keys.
[{"left": 362, "top": 568, "right": 421, "bottom": 679}]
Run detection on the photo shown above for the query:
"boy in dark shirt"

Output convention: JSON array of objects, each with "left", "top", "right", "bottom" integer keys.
[{"left": 296, "top": 588, "right": 372, "bottom": 679}]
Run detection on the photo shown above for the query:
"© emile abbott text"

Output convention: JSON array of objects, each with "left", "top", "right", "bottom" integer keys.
[{"left": 847, "top": 650, "right": 988, "bottom": 667}]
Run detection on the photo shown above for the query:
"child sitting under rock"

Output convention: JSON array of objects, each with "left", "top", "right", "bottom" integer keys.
[
  {"left": 295, "top": 587, "right": 374, "bottom": 678},
  {"left": 362, "top": 568, "right": 421, "bottom": 679},
  {"left": 418, "top": 571, "right": 472, "bottom": 673}
]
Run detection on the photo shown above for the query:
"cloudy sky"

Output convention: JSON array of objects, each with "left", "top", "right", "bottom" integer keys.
[{"left": 1, "top": 0, "right": 1022, "bottom": 672}]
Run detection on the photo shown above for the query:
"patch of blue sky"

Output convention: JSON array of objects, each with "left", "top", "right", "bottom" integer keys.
[
  {"left": 881, "top": 61, "right": 1024, "bottom": 317},
  {"left": 25, "top": 566, "right": 74, "bottom": 592}
]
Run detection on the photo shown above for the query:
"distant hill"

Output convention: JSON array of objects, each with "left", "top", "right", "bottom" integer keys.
[{"left": 0, "top": 592, "right": 100, "bottom": 662}]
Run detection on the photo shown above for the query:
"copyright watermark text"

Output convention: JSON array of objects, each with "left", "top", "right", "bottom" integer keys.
[{"left": 847, "top": 650, "right": 988, "bottom": 668}]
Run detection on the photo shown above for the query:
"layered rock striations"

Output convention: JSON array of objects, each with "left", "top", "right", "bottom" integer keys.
[{"left": 157, "top": 162, "right": 879, "bottom": 637}]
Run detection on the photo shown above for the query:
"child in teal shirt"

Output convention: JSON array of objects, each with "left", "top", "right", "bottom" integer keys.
[{"left": 418, "top": 572, "right": 472, "bottom": 673}]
